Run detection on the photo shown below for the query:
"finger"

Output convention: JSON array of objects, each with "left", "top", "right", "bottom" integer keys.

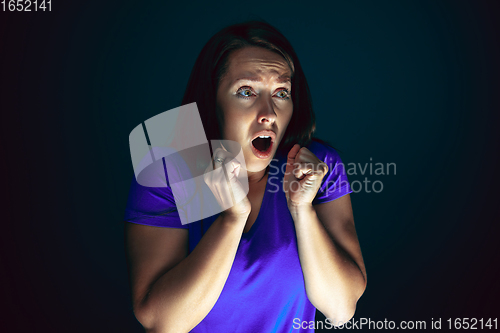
[
  {"left": 293, "top": 162, "right": 328, "bottom": 179},
  {"left": 212, "top": 153, "right": 238, "bottom": 205},
  {"left": 211, "top": 148, "right": 234, "bottom": 169},
  {"left": 211, "top": 148, "right": 222, "bottom": 169},
  {"left": 292, "top": 147, "right": 317, "bottom": 164},
  {"left": 293, "top": 162, "right": 314, "bottom": 179},
  {"left": 211, "top": 153, "right": 240, "bottom": 185},
  {"left": 287, "top": 144, "right": 301, "bottom": 162},
  {"left": 220, "top": 164, "right": 236, "bottom": 207},
  {"left": 227, "top": 161, "right": 241, "bottom": 181},
  {"left": 318, "top": 162, "right": 329, "bottom": 175},
  {"left": 209, "top": 166, "right": 234, "bottom": 210},
  {"left": 285, "top": 144, "right": 301, "bottom": 176},
  {"left": 213, "top": 156, "right": 225, "bottom": 170}
]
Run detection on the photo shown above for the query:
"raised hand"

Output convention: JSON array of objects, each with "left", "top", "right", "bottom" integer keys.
[
  {"left": 203, "top": 146, "right": 251, "bottom": 218},
  {"left": 283, "top": 144, "right": 329, "bottom": 208}
]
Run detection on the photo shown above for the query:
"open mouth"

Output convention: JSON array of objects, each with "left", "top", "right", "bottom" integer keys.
[
  {"left": 252, "top": 136, "right": 272, "bottom": 152},
  {"left": 250, "top": 130, "right": 276, "bottom": 159}
]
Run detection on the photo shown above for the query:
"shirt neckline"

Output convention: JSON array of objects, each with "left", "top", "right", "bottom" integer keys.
[{"left": 240, "top": 165, "right": 275, "bottom": 239}]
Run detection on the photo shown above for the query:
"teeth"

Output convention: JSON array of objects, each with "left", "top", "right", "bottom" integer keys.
[{"left": 258, "top": 136, "right": 270, "bottom": 138}]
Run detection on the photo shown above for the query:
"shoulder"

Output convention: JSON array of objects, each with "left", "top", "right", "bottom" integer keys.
[
  {"left": 307, "top": 139, "right": 353, "bottom": 204},
  {"left": 273, "top": 139, "right": 344, "bottom": 168},
  {"left": 305, "top": 138, "right": 343, "bottom": 165}
]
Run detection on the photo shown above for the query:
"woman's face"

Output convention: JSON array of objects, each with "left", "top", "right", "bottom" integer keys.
[{"left": 216, "top": 46, "right": 293, "bottom": 174}]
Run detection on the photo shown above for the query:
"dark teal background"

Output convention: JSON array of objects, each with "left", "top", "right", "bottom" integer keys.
[{"left": 1, "top": 0, "right": 499, "bottom": 331}]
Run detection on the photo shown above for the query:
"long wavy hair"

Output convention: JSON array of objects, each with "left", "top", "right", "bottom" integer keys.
[{"left": 180, "top": 20, "right": 316, "bottom": 156}]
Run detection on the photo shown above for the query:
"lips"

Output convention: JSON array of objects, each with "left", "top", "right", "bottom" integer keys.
[{"left": 250, "top": 130, "right": 276, "bottom": 159}]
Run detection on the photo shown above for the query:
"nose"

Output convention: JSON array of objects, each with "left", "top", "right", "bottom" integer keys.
[{"left": 257, "top": 97, "right": 277, "bottom": 125}]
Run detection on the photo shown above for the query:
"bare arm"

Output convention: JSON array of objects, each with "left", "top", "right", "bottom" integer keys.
[
  {"left": 282, "top": 145, "right": 366, "bottom": 325},
  {"left": 125, "top": 211, "right": 247, "bottom": 333},
  {"left": 289, "top": 194, "right": 366, "bottom": 325},
  {"left": 125, "top": 146, "right": 251, "bottom": 332}
]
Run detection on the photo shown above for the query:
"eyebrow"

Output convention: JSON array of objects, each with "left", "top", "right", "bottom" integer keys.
[{"left": 233, "top": 76, "right": 291, "bottom": 84}]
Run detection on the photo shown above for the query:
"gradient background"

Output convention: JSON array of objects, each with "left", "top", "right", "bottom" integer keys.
[{"left": 1, "top": 0, "right": 499, "bottom": 331}]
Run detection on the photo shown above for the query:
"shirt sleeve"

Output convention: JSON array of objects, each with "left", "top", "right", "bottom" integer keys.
[
  {"left": 309, "top": 141, "right": 353, "bottom": 205},
  {"left": 123, "top": 157, "right": 187, "bottom": 229}
]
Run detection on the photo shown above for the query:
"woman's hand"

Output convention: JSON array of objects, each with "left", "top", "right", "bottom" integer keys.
[
  {"left": 283, "top": 144, "right": 329, "bottom": 208},
  {"left": 203, "top": 147, "right": 251, "bottom": 218}
]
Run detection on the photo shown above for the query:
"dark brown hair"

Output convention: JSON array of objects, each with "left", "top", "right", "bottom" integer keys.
[{"left": 181, "top": 20, "right": 316, "bottom": 155}]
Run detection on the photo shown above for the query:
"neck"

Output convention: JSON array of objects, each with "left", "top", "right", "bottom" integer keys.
[{"left": 246, "top": 167, "right": 268, "bottom": 185}]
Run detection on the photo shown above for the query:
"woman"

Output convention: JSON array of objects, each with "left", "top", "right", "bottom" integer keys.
[{"left": 124, "top": 20, "right": 366, "bottom": 332}]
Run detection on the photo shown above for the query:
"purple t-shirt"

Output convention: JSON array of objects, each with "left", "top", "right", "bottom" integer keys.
[{"left": 124, "top": 140, "right": 352, "bottom": 332}]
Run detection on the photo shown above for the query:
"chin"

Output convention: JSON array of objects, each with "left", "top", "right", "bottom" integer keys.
[
  {"left": 244, "top": 154, "right": 275, "bottom": 173},
  {"left": 245, "top": 164, "right": 269, "bottom": 174}
]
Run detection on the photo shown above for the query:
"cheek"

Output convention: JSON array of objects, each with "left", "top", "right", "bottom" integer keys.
[
  {"left": 281, "top": 106, "right": 293, "bottom": 129},
  {"left": 226, "top": 115, "right": 249, "bottom": 141},
  {"left": 217, "top": 108, "right": 244, "bottom": 141}
]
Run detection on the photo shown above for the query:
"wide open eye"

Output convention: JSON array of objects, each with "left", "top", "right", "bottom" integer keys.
[
  {"left": 275, "top": 88, "right": 290, "bottom": 99},
  {"left": 236, "top": 87, "right": 255, "bottom": 99}
]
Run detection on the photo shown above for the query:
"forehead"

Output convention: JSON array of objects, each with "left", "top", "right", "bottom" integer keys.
[{"left": 224, "top": 46, "right": 292, "bottom": 82}]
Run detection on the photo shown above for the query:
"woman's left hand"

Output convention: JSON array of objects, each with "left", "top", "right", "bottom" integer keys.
[{"left": 283, "top": 144, "right": 329, "bottom": 208}]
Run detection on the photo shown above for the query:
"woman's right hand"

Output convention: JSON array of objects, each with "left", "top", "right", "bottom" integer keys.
[{"left": 203, "top": 147, "right": 251, "bottom": 219}]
